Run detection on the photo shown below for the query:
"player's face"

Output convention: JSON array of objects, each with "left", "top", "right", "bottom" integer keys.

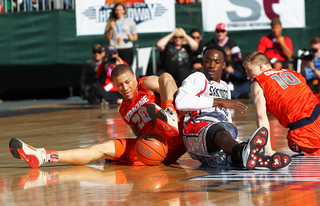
[
  {"left": 202, "top": 49, "right": 226, "bottom": 81},
  {"left": 244, "top": 62, "right": 262, "bottom": 82},
  {"left": 113, "top": 71, "right": 137, "bottom": 101}
]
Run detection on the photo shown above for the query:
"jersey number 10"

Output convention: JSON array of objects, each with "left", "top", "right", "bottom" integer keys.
[{"left": 270, "top": 72, "right": 301, "bottom": 89}]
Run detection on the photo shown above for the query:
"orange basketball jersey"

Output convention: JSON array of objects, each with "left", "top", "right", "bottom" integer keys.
[
  {"left": 255, "top": 69, "right": 319, "bottom": 128},
  {"left": 119, "top": 77, "right": 186, "bottom": 163}
]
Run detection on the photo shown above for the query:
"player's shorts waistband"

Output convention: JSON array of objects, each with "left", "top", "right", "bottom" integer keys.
[{"left": 287, "top": 104, "right": 320, "bottom": 130}]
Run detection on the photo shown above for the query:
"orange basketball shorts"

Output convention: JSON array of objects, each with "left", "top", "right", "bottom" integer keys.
[{"left": 287, "top": 115, "right": 320, "bottom": 155}]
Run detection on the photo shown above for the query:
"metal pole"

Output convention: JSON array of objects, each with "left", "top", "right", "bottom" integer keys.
[
  {"left": 135, "top": 44, "right": 139, "bottom": 80},
  {"left": 152, "top": 45, "right": 157, "bottom": 75}
]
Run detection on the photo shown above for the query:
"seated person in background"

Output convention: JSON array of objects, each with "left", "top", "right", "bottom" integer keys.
[
  {"left": 206, "top": 23, "right": 242, "bottom": 62},
  {"left": 221, "top": 46, "right": 251, "bottom": 99},
  {"left": 300, "top": 37, "right": 320, "bottom": 94},
  {"left": 80, "top": 44, "right": 106, "bottom": 104},
  {"left": 257, "top": 18, "right": 293, "bottom": 69},
  {"left": 96, "top": 45, "right": 128, "bottom": 105},
  {"left": 190, "top": 28, "right": 207, "bottom": 72},
  {"left": 157, "top": 27, "right": 198, "bottom": 86}
]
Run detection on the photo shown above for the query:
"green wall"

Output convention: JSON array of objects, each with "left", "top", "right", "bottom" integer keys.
[{"left": 0, "top": 2, "right": 319, "bottom": 98}]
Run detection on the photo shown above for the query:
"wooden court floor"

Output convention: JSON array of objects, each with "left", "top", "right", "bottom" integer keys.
[{"left": 0, "top": 99, "right": 320, "bottom": 206}]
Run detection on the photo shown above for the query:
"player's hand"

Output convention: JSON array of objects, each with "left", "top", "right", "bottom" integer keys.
[{"left": 214, "top": 98, "right": 248, "bottom": 113}]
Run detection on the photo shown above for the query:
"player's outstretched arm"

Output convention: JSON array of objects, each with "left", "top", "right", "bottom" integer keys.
[
  {"left": 213, "top": 98, "right": 248, "bottom": 113},
  {"left": 251, "top": 81, "right": 275, "bottom": 155}
]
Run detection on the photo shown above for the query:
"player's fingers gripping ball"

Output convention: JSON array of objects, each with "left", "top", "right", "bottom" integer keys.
[{"left": 135, "top": 133, "right": 168, "bottom": 165}]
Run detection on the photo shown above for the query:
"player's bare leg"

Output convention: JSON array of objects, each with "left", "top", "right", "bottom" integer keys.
[
  {"left": 58, "top": 141, "right": 116, "bottom": 165},
  {"left": 9, "top": 138, "right": 116, "bottom": 168}
]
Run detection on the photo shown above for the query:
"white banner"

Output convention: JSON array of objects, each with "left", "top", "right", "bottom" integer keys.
[
  {"left": 76, "top": 0, "right": 175, "bottom": 36},
  {"left": 202, "top": 0, "right": 305, "bottom": 32}
]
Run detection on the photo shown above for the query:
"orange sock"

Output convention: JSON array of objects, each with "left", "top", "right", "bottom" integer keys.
[
  {"left": 161, "top": 99, "right": 175, "bottom": 110},
  {"left": 46, "top": 150, "right": 59, "bottom": 163}
]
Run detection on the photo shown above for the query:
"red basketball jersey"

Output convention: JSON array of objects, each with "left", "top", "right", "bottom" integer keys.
[{"left": 255, "top": 69, "right": 319, "bottom": 127}]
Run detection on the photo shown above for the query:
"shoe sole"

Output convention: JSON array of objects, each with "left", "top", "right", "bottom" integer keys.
[
  {"left": 147, "top": 103, "right": 167, "bottom": 123},
  {"left": 256, "top": 153, "right": 292, "bottom": 171},
  {"left": 147, "top": 103, "right": 179, "bottom": 137},
  {"left": 9, "top": 138, "right": 41, "bottom": 168},
  {"left": 244, "top": 127, "right": 268, "bottom": 169}
]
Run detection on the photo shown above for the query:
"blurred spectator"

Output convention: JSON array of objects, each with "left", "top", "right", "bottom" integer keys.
[
  {"left": 157, "top": 27, "right": 198, "bottom": 86},
  {"left": 104, "top": 2, "right": 138, "bottom": 66},
  {"left": 176, "top": 0, "right": 198, "bottom": 3},
  {"left": 190, "top": 28, "right": 206, "bottom": 72},
  {"left": 206, "top": 23, "right": 242, "bottom": 64},
  {"left": 80, "top": 44, "right": 106, "bottom": 104},
  {"left": 24, "top": 0, "right": 49, "bottom": 11},
  {"left": 221, "top": 46, "right": 251, "bottom": 99},
  {"left": 301, "top": 37, "right": 320, "bottom": 94},
  {"left": 64, "top": 0, "right": 72, "bottom": 9},
  {"left": 257, "top": 18, "right": 293, "bottom": 69},
  {"left": 96, "top": 45, "right": 128, "bottom": 105}
]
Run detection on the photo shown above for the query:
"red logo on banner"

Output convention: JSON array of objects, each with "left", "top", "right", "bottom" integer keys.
[{"left": 105, "top": 0, "right": 145, "bottom": 6}]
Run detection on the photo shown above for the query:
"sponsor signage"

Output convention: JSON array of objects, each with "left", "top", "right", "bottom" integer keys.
[
  {"left": 202, "top": 0, "right": 305, "bottom": 31},
  {"left": 76, "top": 0, "right": 175, "bottom": 36}
]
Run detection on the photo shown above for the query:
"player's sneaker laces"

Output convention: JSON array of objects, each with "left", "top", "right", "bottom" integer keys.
[
  {"left": 242, "top": 127, "right": 292, "bottom": 171},
  {"left": 9, "top": 138, "right": 46, "bottom": 169},
  {"left": 147, "top": 103, "right": 179, "bottom": 137}
]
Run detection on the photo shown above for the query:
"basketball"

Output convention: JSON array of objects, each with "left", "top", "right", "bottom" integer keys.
[{"left": 135, "top": 133, "right": 168, "bottom": 165}]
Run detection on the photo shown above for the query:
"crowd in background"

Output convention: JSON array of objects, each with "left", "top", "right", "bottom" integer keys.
[{"left": 80, "top": 2, "right": 320, "bottom": 106}]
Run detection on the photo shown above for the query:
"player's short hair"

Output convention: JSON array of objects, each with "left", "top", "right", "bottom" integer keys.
[
  {"left": 111, "top": 64, "right": 134, "bottom": 80},
  {"left": 271, "top": 18, "right": 281, "bottom": 27},
  {"left": 243, "top": 51, "right": 272, "bottom": 67},
  {"left": 202, "top": 44, "right": 227, "bottom": 62},
  {"left": 310, "top": 37, "right": 320, "bottom": 45}
]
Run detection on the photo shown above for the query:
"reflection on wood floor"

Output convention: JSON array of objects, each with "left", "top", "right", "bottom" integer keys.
[{"left": 0, "top": 100, "right": 319, "bottom": 205}]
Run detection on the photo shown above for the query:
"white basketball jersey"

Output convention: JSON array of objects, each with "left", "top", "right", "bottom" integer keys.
[{"left": 177, "top": 72, "right": 232, "bottom": 136}]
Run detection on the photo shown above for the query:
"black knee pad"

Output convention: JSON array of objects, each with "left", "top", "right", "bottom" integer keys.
[{"left": 206, "top": 124, "right": 226, "bottom": 153}]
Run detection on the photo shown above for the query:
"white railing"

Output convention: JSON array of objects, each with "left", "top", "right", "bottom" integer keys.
[{"left": 0, "top": 0, "right": 74, "bottom": 13}]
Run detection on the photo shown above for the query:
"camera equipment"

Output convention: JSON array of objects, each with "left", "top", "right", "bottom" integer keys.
[
  {"left": 106, "top": 57, "right": 117, "bottom": 65},
  {"left": 104, "top": 51, "right": 117, "bottom": 65},
  {"left": 301, "top": 48, "right": 317, "bottom": 61}
]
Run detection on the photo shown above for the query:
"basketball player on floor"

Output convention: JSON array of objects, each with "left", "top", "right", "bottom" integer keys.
[
  {"left": 153, "top": 45, "right": 291, "bottom": 170},
  {"left": 9, "top": 65, "right": 186, "bottom": 168},
  {"left": 243, "top": 51, "right": 320, "bottom": 155}
]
